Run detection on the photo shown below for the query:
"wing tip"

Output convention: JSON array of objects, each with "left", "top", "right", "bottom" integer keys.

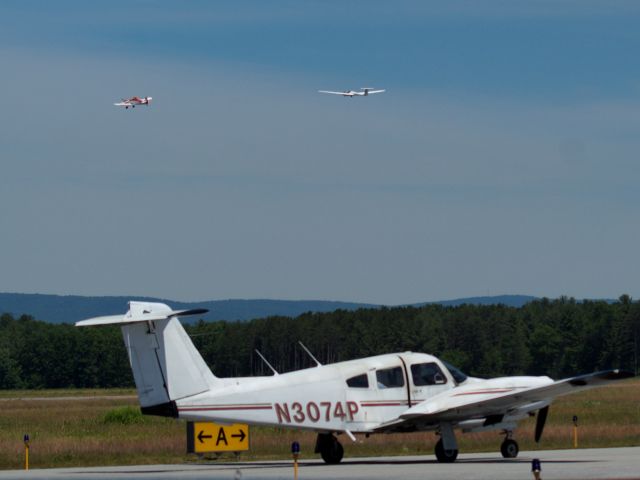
[{"left": 568, "top": 369, "right": 635, "bottom": 386}]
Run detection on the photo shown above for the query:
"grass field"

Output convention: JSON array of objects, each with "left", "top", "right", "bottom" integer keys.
[{"left": 0, "top": 380, "right": 638, "bottom": 469}]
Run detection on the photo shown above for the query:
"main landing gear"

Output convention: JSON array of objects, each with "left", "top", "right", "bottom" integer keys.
[
  {"left": 434, "top": 423, "right": 458, "bottom": 463},
  {"left": 434, "top": 437, "right": 519, "bottom": 462},
  {"left": 316, "top": 433, "right": 344, "bottom": 464},
  {"left": 432, "top": 425, "right": 519, "bottom": 462},
  {"left": 434, "top": 438, "right": 458, "bottom": 463},
  {"left": 500, "top": 433, "right": 519, "bottom": 458}
]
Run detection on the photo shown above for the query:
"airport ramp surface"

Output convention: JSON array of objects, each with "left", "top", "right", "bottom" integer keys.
[{"left": 1, "top": 447, "right": 639, "bottom": 480}]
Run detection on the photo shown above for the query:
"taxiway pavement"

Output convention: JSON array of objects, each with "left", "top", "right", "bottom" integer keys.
[{"left": 1, "top": 447, "right": 639, "bottom": 480}]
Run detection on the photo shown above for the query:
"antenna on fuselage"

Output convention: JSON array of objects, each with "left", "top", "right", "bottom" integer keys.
[
  {"left": 254, "top": 349, "right": 279, "bottom": 376},
  {"left": 298, "top": 341, "right": 322, "bottom": 367}
]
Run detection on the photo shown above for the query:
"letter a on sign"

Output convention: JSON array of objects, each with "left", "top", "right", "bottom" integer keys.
[{"left": 216, "top": 427, "right": 228, "bottom": 446}]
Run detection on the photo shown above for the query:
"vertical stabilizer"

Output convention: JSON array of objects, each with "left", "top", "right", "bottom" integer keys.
[{"left": 77, "top": 301, "right": 219, "bottom": 414}]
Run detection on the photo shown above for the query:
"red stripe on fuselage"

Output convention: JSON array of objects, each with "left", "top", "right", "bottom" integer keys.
[{"left": 179, "top": 405, "right": 273, "bottom": 411}]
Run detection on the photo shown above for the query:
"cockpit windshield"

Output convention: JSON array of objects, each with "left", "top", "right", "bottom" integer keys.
[{"left": 442, "top": 361, "right": 468, "bottom": 384}]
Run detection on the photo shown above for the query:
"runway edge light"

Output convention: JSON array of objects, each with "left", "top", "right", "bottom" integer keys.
[
  {"left": 292, "top": 441, "right": 300, "bottom": 480},
  {"left": 23, "top": 434, "right": 30, "bottom": 471}
]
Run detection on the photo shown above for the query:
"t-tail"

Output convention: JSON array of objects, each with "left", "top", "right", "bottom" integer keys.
[{"left": 76, "top": 301, "right": 218, "bottom": 417}]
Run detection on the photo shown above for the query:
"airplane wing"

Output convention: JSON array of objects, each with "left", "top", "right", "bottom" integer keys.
[
  {"left": 366, "top": 89, "right": 385, "bottom": 94},
  {"left": 375, "top": 369, "right": 633, "bottom": 431},
  {"left": 318, "top": 90, "right": 353, "bottom": 96}
]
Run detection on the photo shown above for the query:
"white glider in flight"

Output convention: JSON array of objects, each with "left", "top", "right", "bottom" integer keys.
[{"left": 318, "top": 87, "right": 385, "bottom": 97}]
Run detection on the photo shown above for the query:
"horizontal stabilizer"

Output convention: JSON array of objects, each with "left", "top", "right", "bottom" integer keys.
[{"left": 76, "top": 301, "right": 207, "bottom": 327}]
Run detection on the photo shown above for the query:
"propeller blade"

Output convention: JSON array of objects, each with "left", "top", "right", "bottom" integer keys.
[{"left": 535, "top": 406, "right": 549, "bottom": 443}]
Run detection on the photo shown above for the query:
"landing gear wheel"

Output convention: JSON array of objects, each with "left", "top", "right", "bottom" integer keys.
[
  {"left": 434, "top": 438, "right": 458, "bottom": 463},
  {"left": 501, "top": 438, "right": 519, "bottom": 458},
  {"left": 316, "top": 434, "right": 344, "bottom": 464}
]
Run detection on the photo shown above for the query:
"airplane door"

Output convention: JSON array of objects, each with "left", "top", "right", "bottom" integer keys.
[
  {"left": 401, "top": 357, "right": 452, "bottom": 405},
  {"left": 344, "top": 364, "right": 410, "bottom": 431}
]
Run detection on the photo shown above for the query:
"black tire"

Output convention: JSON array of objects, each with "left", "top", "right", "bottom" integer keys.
[
  {"left": 320, "top": 439, "right": 344, "bottom": 464},
  {"left": 434, "top": 438, "right": 458, "bottom": 463},
  {"left": 500, "top": 438, "right": 519, "bottom": 458}
]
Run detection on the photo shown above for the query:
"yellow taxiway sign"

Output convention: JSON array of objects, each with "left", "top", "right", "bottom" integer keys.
[{"left": 187, "top": 422, "right": 249, "bottom": 453}]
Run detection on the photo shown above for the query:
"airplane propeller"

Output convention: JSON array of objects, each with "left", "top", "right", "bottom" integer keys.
[{"left": 534, "top": 406, "right": 549, "bottom": 443}]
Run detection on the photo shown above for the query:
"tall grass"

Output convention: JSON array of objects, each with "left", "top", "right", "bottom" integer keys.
[
  {"left": 103, "top": 406, "right": 150, "bottom": 425},
  {"left": 0, "top": 381, "right": 638, "bottom": 469}
]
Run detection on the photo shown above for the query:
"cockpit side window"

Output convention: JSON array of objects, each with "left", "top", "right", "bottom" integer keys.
[
  {"left": 376, "top": 366, "right": 404, "bottom": 389},
  {"left": 346, "top": 373, "right": 369, "bottom": 388},
  {"left": 411, "top": 362, "right": 447, "bottom": 386},
  {"left": 442, "top": 360, "right": 468, "bottom": 384}
]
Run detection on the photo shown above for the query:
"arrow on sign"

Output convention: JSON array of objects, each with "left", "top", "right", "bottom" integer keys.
[
  {"left": 198, "top": 430, "right": 213, "bottom": 443},
  {"left": 231, "top": 429, "right": 246, "bottom": 442}
]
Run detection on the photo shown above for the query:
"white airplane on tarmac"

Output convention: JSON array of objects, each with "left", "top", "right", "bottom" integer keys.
[
  {"left": 114, "top": 96, "right": 152, "bottom": 109},
  {"left": 318, "top": 87, "right": 385, "bottom": 97},
  {"left": 77, "top": 301, "right": 633, "bottom": 464}
]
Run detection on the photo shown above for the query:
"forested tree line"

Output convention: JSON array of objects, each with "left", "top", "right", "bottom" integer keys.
[{"left": 1, "top": 296, "right": 638, "bottom": 389}]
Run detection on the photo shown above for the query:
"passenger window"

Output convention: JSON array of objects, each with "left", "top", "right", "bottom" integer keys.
[
  {"left": 376, "top": 367, "right": 404, "bottom": 389},
  {"left": 346, "top": 374, "right": 369, "bottom": 388},
  {"left": 411, "top": 363, "right": 447, "bottom": 386}
]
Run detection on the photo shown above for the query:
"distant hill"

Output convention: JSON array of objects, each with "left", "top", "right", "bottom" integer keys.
[
  {"left": 416, "top": 294, "right": 538, "bottom": 308},
  {"left": 0, "top": 293, "right": 377, "bottom": 324},
  {"left": 0, "top": 293, "right": 538, "bottom": 324}
]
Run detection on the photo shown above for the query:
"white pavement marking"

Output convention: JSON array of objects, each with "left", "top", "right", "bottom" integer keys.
[{"left": 1, "top": 447, "right": 639, "bottom": 480}]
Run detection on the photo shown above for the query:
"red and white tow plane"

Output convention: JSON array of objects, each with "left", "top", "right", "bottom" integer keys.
[
  {"left": 77, "top": 301, "right": 633, "bottom": 464},
  {"left": 114, "top": 96, "right": 152, "bottom": 109}
]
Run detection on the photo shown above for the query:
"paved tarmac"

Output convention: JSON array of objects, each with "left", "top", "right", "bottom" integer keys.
[{"left": 1, "top": 447, "right": 639, "bottom": 480}]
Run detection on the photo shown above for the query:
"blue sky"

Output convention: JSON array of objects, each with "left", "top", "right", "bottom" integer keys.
[{"left": 1, "top": 1, "right": 639, "bottom": 304}]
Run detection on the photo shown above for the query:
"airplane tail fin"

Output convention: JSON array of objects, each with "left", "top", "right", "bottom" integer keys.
[{"left": 77, "top": 301, "right": 219, "bottom": 416}]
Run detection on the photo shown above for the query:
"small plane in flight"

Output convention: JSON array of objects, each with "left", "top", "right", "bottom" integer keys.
[
  {"left": 318, "top": 87, "right": 385, "bottom": 97},
  {"left": 77, "top": 301, "right": 633, "bottom": 464},
  {"left": 114, "top": 96, "right": 153, "bottom": 109}
]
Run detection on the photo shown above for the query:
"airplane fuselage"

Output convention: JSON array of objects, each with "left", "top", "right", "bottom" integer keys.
[
  {"left": 175, "top": 352, "right": 552, "bottom": 434},
  {"left": 114, "top": 96, "right": 152, "bottom": 108}
]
